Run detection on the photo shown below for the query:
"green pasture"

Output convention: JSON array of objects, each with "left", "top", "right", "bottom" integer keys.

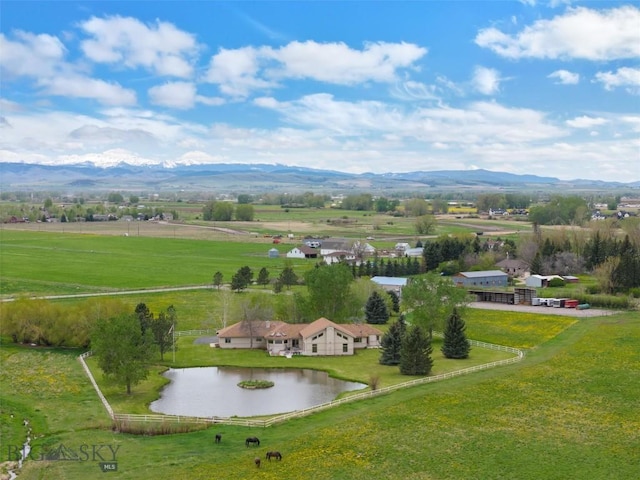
[
  {"left": 0, "top": 230, "right": 313, "bottom": 297},
  {"left": 2, "top": 310, "right": 638, "bottom": 479}
]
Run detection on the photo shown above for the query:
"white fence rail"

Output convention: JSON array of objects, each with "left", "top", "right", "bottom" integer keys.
[
  {"left": 174, "top": 329, "right": 216, "bottom": 338},
  {"left": 78, "top": 351, "right": 114, "bottom": 420},
  {"left": 80, "top": 338, "right": 524, "bottom": 428}
]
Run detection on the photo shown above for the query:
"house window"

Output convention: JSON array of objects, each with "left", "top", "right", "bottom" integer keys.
[
  {"left": 343, "top": 344, "right": 348, "bottom": 353},
  {"left": 354, "top": 337, "right": 362, "bottom": 343},
  {"left": 312, "top": 344, "right": 317, "bottom": 353},
  {"left": 224, "top": 338, "right": 231, "bottom": 344},
  {"left": 256, "top": 338, "right": 262, "bottom": 342}
]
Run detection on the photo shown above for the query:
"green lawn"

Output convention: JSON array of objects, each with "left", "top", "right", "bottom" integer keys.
[{"left": 2, "top": 310, "right": 638, "bottom": 479}]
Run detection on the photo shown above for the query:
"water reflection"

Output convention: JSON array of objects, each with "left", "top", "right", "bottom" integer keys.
[{"left": 150, "top": 367, "right": 365, "bottom": 417}]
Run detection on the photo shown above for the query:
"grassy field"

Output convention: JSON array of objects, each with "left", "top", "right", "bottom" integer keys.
[
  {"left": 0, "top": 229, "right": 314, "bottom": 297},
  {"left": 1, "top": 310, "right": 638, "bottom": 479},
  {"left": 1, "top": 225, "right": 638, "bottom": 479}
]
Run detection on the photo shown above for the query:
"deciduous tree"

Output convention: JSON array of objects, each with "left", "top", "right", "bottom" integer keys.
[
  {"left": 401, "top": 272, "right": 469, "bottom": 338},
  {"left": 91, "top": 313, "right": 155, "bottom": 394},
  {"left": 304, "top": 263, "right": 355, "bottom": 322},
  {"left": 212, "top": 271, "right": 224, "bottom": 290}
]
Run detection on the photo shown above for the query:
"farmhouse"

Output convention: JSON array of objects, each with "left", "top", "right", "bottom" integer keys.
[
  {"left": 216, "top": 318, "right": 383, "bottom": 356},
  {"left": 323, "top": 251, "right": 357, "bottom": 265},
  {"left": 496, "top": 258, "right": 529, "bottom": 277},
  {"left": 452, "top": 270, "right": 509, "bottom": 288},
  {"left": 286, "top": 245, "right": 320, "bottom": 259}
]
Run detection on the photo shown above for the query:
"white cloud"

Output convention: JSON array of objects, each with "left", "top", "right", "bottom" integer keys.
[
  {"left": 566, "top": 116, "right": 608, "bottom": 128},
  {"left": 594, "top": 67, "right": 640, "bottom": 94},
  {"left": 204, "top": 41, "right": 426, "bottom": 98},
  {"left": 149, "top": 82, "right": 197, "bottom": 109},
  {"left": 0, "top": 31, "right": 66, "bottom": 78},
  {"left": 472, "top": 66, "right": 501, "bottom": 95},
  {"left": 548, "top": 69, "right": 580, "bottom": 85},
  {"left": 42, "top": 75, "right": 137, "bottom": 106},
  {"left": 204, "top": 46, "right": 275, "bottom": 98},
  {"left": 68, "top": 125, "right": 156, "bottom": 146},
  {"left": 475, "top": 6, "right": 640, "bottom": 60},
  {"left": 269, "top": 41, "right": 426, "bottom": 84},
  {"left": 196, "top": 95, "right": 225, "bottom": 106},
  {"left": 79, "top": 16, "right": 198, "bottom": 78},
  {"left": 391, "top": 80, "right": 440, "bottom": 101},
  {"left": 0, "top": 29, "right": 136, "bottom": 106}
]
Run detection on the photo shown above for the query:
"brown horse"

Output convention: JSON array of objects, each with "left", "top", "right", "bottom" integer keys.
[
  {"left": 245, "top": 436, "right": 260, "bottom": 447},
  {"left": 254, "top": 457, "right": 261, "bottom": 468},
  {"left": 266, "top": 451, "right": 282, "bottom": 461}
]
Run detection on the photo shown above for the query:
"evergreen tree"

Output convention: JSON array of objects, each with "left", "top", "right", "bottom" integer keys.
[
  {"left": 530, "top": 252, "right": 543, "bottom": 275},
  {"left": 387, "top": 290, "right": 400, "bottom": 313},
  {"left": 257, "top": 267, "right": 270, "bottom": 288},
  {"left": 441, "top": 307, "right": 471, "bottom": 359},
  {"left": 399, "top": 325, "right": 433, "bottom": 375},
  {"left": 365, "top": 291, "right": 390, "bottom": 324},
  {"left": 279, "top": 264, "right": 298, "bottom": 289},
  {"left": 134, "top": 302, "right": 153, "bottom": 335},
  {"left": 379, "top": 316, "right": 406, "bottom": 365},
  {"left": 151, "top": 306, "right": 177, "bottom": 361},
  {"left": 238, "top": 266, "right": 253, "bottom": 285},
  {"left": 231, "top": 267, "right": 251, "bottom": 292}
]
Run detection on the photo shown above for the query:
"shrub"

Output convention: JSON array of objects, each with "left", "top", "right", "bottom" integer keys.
[{"left": 548, "top": 278, "right": 566, "bottom": 288}]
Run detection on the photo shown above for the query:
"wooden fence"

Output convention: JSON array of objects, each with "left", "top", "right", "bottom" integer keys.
[{"left": 80, "top": 335, "right": 524, "bottom": 428}]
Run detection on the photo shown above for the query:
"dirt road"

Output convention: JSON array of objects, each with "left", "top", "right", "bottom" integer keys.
[{"left": 469, "top": 301, "right": 617, "bottom": 317}]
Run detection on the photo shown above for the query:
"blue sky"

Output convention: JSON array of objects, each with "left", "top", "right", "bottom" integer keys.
[{"left": 1, "top": 1, "right": 639, "bottom": 182}]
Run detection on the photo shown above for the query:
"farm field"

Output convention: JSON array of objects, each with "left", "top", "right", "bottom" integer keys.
[
  {"left": 0, "top": 229, "right": 313, "bottom": 297},
  {"left": 1, "top": 310, "right": 638, "bottom": 479}
]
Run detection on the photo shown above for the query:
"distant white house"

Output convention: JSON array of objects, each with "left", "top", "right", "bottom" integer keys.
[
  {"left": 403, "top": 247, "right": 423, "bottom": 257},
  {"left": 286, "top": 245, "right": 319, "bottom": 259},
  {"left": 394, "top": 242, "right": 411, "bottom": 252},
  {"left": 323, "top": 251, "right": 357, "bottom": 265},
  {"left": 316, "top": 238, "right": 376, "bottom": 264}
]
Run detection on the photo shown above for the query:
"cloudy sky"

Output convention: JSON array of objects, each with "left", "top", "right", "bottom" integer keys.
[{"left": 1, "top": 1, "right": 639, "bottom": 182}]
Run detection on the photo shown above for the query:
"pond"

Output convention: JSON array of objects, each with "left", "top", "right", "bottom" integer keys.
[{"left": 150, "top": 367, "right": 366, "bottom": 417}]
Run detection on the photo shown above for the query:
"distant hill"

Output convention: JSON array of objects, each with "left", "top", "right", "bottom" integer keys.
[{"left": 0, "top": 162, "right": 637, "bottom": 193}]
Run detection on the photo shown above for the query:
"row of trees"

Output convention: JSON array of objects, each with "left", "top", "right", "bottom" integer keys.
[
  {"left": 202, "top": 201, "right": 255, "bottom": 221},
  {"left": 379, "top": 308, "right": 471, "bottom": 375}
]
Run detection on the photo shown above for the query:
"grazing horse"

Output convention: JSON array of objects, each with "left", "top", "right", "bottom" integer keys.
[
  {"left": 266, "top": 451, "right": 282, "bottom": 461},
  {"left": 245, "top": 436, "right": 260, "bottom": 447},
  {"left": 254, "top": 457, "right": 261, "bottom": 468},
  {"left": 214, "top": 434, "right": 222, "bottom": 444}
]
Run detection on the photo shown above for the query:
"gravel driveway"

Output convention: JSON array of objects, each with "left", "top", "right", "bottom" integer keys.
[{"left": 468, "top": 302, "right": 618, "bottom": 317}]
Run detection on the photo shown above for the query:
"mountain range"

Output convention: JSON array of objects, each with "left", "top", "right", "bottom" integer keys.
[{"left": 0, "top": 162, "right": 637, "bottom": 194}]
